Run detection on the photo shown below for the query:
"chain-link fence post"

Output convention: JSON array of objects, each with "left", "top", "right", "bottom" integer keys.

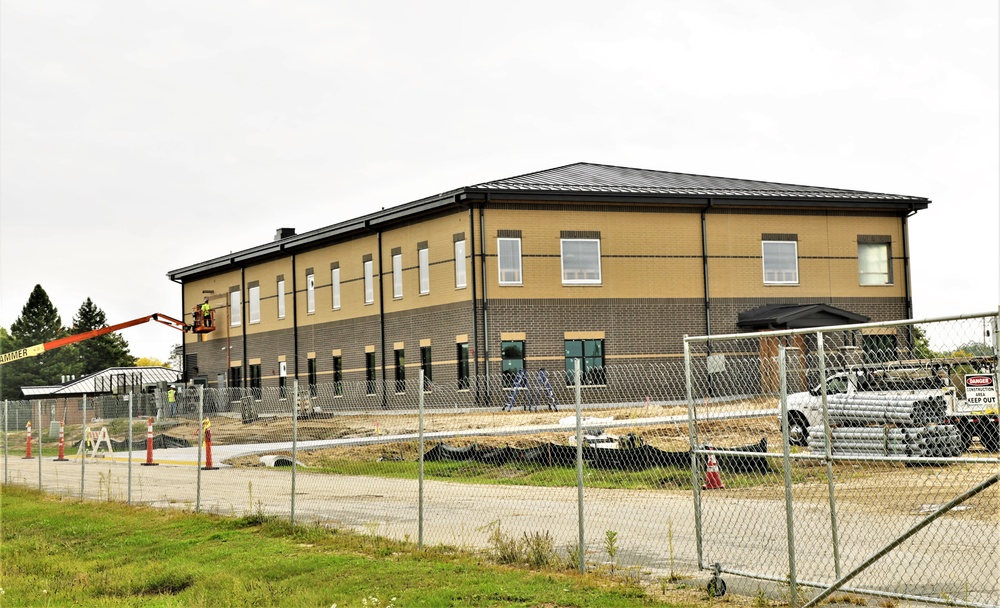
[
  {"left": 127, "top": 390, "right": 134, "bottom": 505},
  {"left": 418, "top": 369, "right": 425, "bottom": 549},
  {"left": 779, "top": 345, "right": 799, "bottom": 607},
  {"left": 196, "top": 385, "right": 204, "bottom": 513},
  {"left": 574, "top": 358, "right": 585, "bottom": 574},
  {"left": 291, "top": 379, "right": 298, "bottom": 525},
  {"left": 81, "top": 394, "right": 87, "bottom": 498},
  {"left": 816, "top": 332, "right": 842, "bottom": 579},
  {"left": 36, "top": 400, "right": 42, "bottom": 490},
  {"left": 683, "top": 336, "right": 705, "bottom": 570},
  {"left": 3, "top": 400, "right": 8, "bottom": 484}
]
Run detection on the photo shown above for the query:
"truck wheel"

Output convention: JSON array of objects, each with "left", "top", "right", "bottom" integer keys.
[
  {"left": 980, "top": 424, "right": 999, "bottom": 453},
  {"left": 786, "top": 413, "right": 809, "bottom": 447}
]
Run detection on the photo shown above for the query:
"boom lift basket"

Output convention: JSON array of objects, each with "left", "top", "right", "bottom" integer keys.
[{"left": 192, "top": 306, "right": 216, "bottom": 334}]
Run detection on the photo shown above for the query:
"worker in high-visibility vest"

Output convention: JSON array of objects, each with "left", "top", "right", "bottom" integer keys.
[
  {"left": 201, "top": 300, "right": 212, "bottom": 328},
  {"left": 167, "top": 386, "right": 177, "bottom": 417}
]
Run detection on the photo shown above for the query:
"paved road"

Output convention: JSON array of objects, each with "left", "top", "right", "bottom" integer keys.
[{"left": 3, "top": 451, "right": 997, "bottom": 607}]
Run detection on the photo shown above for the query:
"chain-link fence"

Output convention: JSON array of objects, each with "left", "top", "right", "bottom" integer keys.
[{"left": 3, "top": 311, "right": 998, "bottom": 606}]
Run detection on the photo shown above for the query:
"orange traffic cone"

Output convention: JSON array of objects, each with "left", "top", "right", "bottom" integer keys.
[{"left": 702, "top": 451, "right": 725, "bottom": 490}]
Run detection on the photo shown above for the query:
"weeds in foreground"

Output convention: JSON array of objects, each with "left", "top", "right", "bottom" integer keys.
[
  {"left": 483, "top": 521, "right": 559, "bottom": 568},
  {"left": 605, "top": 529, "right": 619, "bottom": 572}
]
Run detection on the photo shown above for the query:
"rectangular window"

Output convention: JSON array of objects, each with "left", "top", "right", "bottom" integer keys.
[
  {"left": 364, "top": 259, "right": 374, "bottom": 304},
  {"left": 565, "top": 339, "right": 606, "bottom": 386},
  {"left": 230, "top": 289, "right": 242, "bottom": 326},
  {"left": 278, "top": 375, "right": 286, "bottom": 399},
  {"left": 277, "top": 277, "right": 286, "bottom": 319},
  {"left": 248, "top": 283, "right": 261, "bottom": 324},
  {"left": 418, "top": 245, "right": 430, "bottom": 295},
  {"left": 420, "top": 345, "right": 432, "bottom": 391},
  {"left": 332, "top": 355, "right": 343, "bottom": 396},
  {"left": 501, "top": 340, "right": 525, "bottom": 388},
  {"left": 498, "top": 238, "right": 522, "bottom": 285},
  {"left": 392, "top": 251, "right": 403, "bottom": 299},
  {"left": 859, "top": 242, "right": 892, "bottom": 285},
  {"left": 365, "top": 352, "right": 377, "bottom": 395},
  {"left": 307, "top": 358, "right": 317, "bottom": 397},
  {"left": 561, "top": 238, "right": 601, "bottom": 285},
  {"left": 457, "top": 342, "right": 469, "bottom": 390},
  {"left": 249, "top": 363, "right": 262, "bottom": 397},
  {"left": 394, "top": 348, "right": 405, "bottom": 393},
  {"left": 762, "top": 240, "right": 799, "bottom": 284},
  {"left": 331, "top": 265, "right": 341, "bottom": 310},
  {"left": 306, "top": 269, "right": 316, "bottom": 314},
  {"left": 454, "top": 238, "right": 467, "bottom": 289},
  {"left": 228, "top": 365, "right": 242, "bottom": 389}
]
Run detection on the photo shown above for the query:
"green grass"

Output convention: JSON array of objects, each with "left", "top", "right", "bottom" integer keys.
[{"left": 0, "top": 485, "right": 686, "bottom": 607}]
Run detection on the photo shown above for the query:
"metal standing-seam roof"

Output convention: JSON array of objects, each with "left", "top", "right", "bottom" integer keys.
[{"left": 20, "top": 366, "right": 182, "bottom": 397}]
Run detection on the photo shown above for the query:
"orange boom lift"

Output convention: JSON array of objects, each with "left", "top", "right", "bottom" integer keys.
[{"left": 0, "top": 312, "right": 211, "bottom": 366}]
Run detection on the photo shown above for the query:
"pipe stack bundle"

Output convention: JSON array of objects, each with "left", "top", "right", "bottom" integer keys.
[
  {"left": 824, "top": 394, "right": 947, "bottom": 427},
  {"left": 807, "top": 424, "right": 963, "bottom": 457}
]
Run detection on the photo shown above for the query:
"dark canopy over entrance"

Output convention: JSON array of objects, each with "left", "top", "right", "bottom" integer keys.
[{"left": 737, "top": 303, "right": 870, "bottom": 331}]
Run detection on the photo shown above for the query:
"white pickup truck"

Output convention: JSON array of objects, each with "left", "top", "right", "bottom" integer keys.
[{"left": 783, "top": 366, "right": 999, "bottom": 452}]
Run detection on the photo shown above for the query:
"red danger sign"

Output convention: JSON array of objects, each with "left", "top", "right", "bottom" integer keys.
[{"left": 966, "top": 375, "right": 994, "bottom": 387}]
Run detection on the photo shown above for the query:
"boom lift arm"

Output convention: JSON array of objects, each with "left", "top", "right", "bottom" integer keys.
[{"left": 0, "top": 313, "right": 189, "bottom": 366}]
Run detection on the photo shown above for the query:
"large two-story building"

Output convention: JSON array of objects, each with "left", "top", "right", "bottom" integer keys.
[{"left": 167, "top": 163, "right": 929, "bottom": 407}]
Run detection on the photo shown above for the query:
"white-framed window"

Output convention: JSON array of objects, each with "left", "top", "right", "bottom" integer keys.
[
  {"left": 306, "top": 271, "right": 316, "bottom": 314},
  {"left": 230, "top": 289, "right": 242, "bottom": 326},
  {"left": 248, "top": 284, "right": 260, "bottom": 324},
  {"left": 392, "top": 252, "right": 403, "bottom": 299},
  {"left": 418, "top": 247, "right": 430, "bottom": 295},
  {"left": 331, "top": 266, "right": 341, "bottom": 309},
  {"left": 276, "top": 278, "right": 286, "bottom": 319},
  {"left": 454, "top": 239, "right": 467, "bottom": 289},
  {"left": 561, "top": 239, "right": 601, "bottom": 285},
  {"left": 858, "top": 242, "right": 892, "bottom": 285},
  {"left": 762, "top": 241, "right": 799, "bottom": 284},
  {"left": 364, "top": 259, "right": 374, "bottom": 304},
  {"left": 498, "top": 238, "right": 522, "bottom": 285}
]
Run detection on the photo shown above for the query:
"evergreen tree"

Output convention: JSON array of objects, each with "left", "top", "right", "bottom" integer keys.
[
  {"left": 2, "top": 285, "right": 73, "bottom": 399},
  {"left": 70, "top": 298, "right": 136, "bottom": 373}
]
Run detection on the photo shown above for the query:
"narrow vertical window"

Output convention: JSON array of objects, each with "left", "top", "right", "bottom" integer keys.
[
  {"left": 454, "top": 237, "right": 467, "bottom": 289},
  {"left": 457, "top": 342, "right": 470, "bottom": 390},
  {"left": 249, "top": 363, "right": 262, "bottom": 397},
  {"left": 420, "top": 345, "right": 432, "bottom": 391},
  {"left": 276, "top": 277, "right": 286, "bottom": 319},
  {"left": 365, "top": 352, "right": 377, "bottom": 395},
  {"left": 762, "top": 239, "right": 799, "bottom": 284},
  {"left": 418, "top": 244, "right": 430, "bottom": 295},
  {"left": 278, "top": 360, "right": 287, "bottom": 399},
  {"left": 306, "top": 269, "right": 316, "bottom": 314},
  {"left": 331, "top": 263, "right": 341, "bottom": 310},
  {"left": 307, "top": 358, "right": 317, "bottom": 397},
  {"left": 248, "top": 283, "right": 261, "bottom": 324},
  {"left": 394, "top": 348, "right": 406, "bottom": 392},
  {"left": 498, "top": 237, "right": 522, "bottom": 285},
  {"left": 501, "top": 340, "right": 525, "bottom": 387},
  {"left": 230, "top": 288, "right": 242, "bottom": 326},
  {"left": 228, "top": 365, "right": 242, "bottom": 389},
  {"left": 364, "top": 258, "right": 374, "bottom": 304},
  {"left": 332, "top": 354, "right": 343, "bottom": 396},
  {"left": 392, "top": 250, "right": 403, "bottom": 299}
]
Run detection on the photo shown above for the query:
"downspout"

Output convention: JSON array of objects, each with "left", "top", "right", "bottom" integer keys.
[
  {"left": 701, "top": 200, "right": 713, "bottom": 397},
  {"left": 241, "top": 266, "right": 247, "bottom": 389},
  {"left": 479, "top": 199, "right": 491, "bottom": 405},
  {"left": 902, "top": 208, "right": 915, "bottom": 319},
  {"left": 292, "top": 254, "right": 299, "bottom": 381},
  {"left": 377, "top": 229, "right": 387, "bottom": 410},
  {"left": 468, "top": 206, "right": 480, "bottom": 405}
]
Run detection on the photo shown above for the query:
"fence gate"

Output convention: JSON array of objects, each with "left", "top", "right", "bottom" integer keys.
[{"left": 684, "top": 311, "right": 999, "bottom": 607}]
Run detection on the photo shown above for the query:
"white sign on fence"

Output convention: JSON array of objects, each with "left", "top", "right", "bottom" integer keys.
[{"left": 965, "top": 374, "right": 998, "bottom": 412}]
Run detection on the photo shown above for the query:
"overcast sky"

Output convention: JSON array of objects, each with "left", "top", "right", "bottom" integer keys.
[{"left": 2, "top": 0, "right": 998, "bottom": 362}]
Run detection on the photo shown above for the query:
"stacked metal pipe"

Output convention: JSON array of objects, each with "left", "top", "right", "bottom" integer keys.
[
  {"left": 823, "top": 394, "right": 947, "bottom": 427},
  {"left": 807, "top": 424, "right": 963, "bottom": 457}
]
